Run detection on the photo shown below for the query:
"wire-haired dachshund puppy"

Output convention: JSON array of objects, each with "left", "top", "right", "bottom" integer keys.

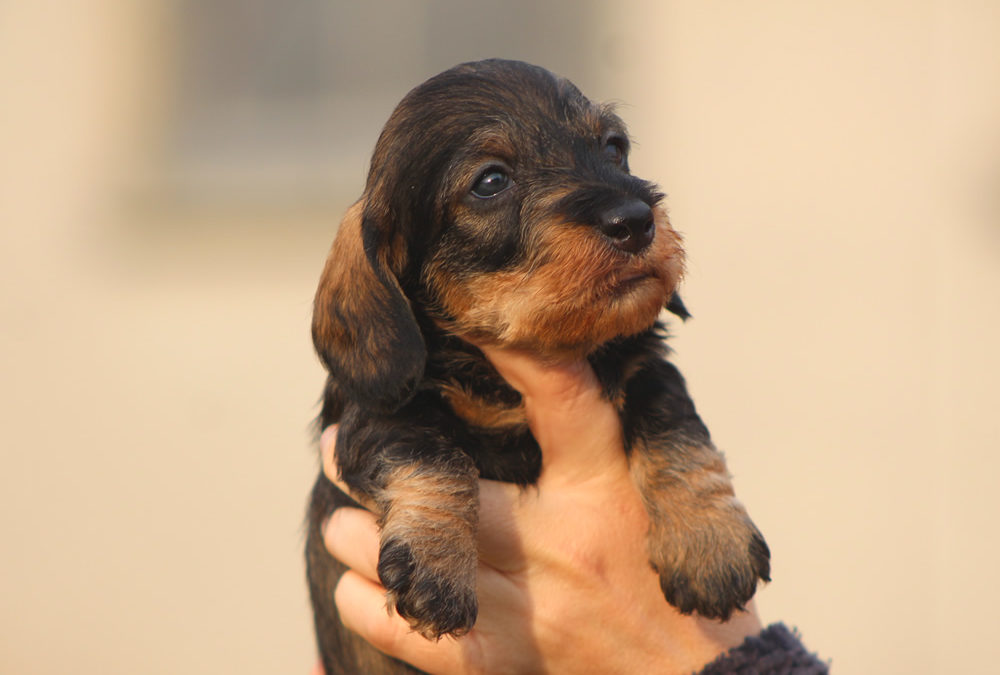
[{"left": 307, "top": 59, "right": 770, "bottom": 674}]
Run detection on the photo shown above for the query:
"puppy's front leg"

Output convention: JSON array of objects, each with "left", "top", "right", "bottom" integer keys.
[
  {"left": 630, "top": 436, "right": 770, "bottom": 620},
  {"left": 623, "top": 360, "right": 770, "bottom": 620},
  {"left": 338, "top": 420, "right": 480, "bottom": 639}
]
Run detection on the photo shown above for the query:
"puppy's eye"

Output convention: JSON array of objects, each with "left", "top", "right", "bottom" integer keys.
[
  {"left": 603, "top": 137, "right": 627, "bottom": 166},
  {"left": 471, "top": 168, "right": 512, "bottom": 198}
]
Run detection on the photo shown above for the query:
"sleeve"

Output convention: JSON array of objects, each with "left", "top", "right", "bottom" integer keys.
[{"left": 697, "top": 623, "right": 829, "bottom": 674}]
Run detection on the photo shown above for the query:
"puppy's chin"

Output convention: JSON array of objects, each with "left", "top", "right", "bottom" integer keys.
[
  {"left": 530, "top": 273, "right": 678, "bottom": 356},
  {"left": 451, "top": 270, "right": 679, "bottom": 359},
  {"left": 518, "top": 234, "right": 685, "bottom": 356},
  {"left": 602, "top": 273, "right": 678, "bottom": 334}
]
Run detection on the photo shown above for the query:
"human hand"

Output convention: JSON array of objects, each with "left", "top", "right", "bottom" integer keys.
[{"left": 321, "top": 347, "right": 761, "bottom": 674}]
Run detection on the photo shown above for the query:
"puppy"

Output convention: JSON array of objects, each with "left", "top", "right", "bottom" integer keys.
[{"left": 307, "top": 59, "right": 769, "bottom": 674}]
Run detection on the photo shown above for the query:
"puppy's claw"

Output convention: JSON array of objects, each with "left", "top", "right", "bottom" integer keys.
[
  {"left": 655, "top": 525, "right": 770, "bottom": 621},
  {"left": 378, "top": 538, "right": 478, "bottom": 639}
]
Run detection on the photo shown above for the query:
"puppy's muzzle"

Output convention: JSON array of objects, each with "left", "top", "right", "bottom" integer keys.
[{"left": 598, "top": 198, "right": 655, "bottom": 255}]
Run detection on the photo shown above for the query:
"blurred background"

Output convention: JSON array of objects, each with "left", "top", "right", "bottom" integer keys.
[{"left": 2, "top": 1, "right": 998, "bottom": 673}]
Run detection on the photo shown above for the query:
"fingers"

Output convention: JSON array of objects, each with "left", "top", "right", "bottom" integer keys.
[
  {"left": 319, "top": 426, "right": 345, "bottom": 489},
  {"left": 476, "top": 479, "right": 528, "bottom": 569},
  {"left": 477, "top": 345, "right": 629, "bottom": 487},
  {"left": 334, "top": 571, "right": 465, "bottom": 675},
  {"left": 324, "top": 507, "right": 380, "bottom": 581},
  {"left": 323, "top": 503, "right": 467, "bottom": 673},
  {"left": 318, "top": 427, "right": 484, "bottom": 673}
]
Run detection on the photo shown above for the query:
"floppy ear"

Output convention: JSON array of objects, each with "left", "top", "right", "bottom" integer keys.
[
  {"left": 312, "top": 200, "right": 426, "bottom": 412},
  {"left": 666, "top": 292, "right": 691, "bottom": 321}
]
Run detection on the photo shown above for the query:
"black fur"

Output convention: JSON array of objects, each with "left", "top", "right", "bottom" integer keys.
[{"left": 307, "top": 59, "right": 769, "bottom": 674}]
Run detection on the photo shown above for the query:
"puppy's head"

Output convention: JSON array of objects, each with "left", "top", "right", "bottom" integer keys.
[{"left": 314, "top": 59, "right": 685, "bottom": 410}]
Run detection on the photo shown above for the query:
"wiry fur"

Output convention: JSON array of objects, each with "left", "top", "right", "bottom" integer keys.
[{"left": 307, "top": 59, "right": 769, "bottom": 674}]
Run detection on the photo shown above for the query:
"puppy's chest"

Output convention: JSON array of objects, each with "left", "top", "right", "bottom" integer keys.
[
  {"left": 423, "top": 360, "right": 543, "bottom": 484},
  {"left": 421, "top": 339, "right": 527, "bottom": 431}
]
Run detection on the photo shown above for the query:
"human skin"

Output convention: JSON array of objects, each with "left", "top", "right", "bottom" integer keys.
[{"left": 318, "top": 347, "right": 762, "bottom": 674}]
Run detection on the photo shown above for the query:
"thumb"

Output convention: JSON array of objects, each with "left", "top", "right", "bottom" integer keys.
[{"left": 478, "top": 345, "right": 629, "bottom": 487}]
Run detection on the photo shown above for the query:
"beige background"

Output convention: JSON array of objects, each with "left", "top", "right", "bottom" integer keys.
[{"left": 2, "top": 2, "right": 998, "bottom": 673}]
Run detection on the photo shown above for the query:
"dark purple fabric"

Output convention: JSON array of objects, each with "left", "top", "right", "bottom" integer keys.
[{"left": 697, "top": 623, "right": 829, "bottom": 674}]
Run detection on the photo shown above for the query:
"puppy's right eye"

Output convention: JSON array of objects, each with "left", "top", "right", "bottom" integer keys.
[{"left": 471, "top": 168, "right": 512, "bottom": 198}]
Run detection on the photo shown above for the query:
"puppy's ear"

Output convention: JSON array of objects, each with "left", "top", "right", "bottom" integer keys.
[
  {"left": 666, "top": 292, "right": 692, "bottom": 321},
  {"left": 312, "top": 200, "right": 426, "bottom": 412}
]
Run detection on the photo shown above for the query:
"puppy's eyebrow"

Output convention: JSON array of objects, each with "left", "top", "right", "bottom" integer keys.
[
  {"left": 465, "top": 128, "right": 516, "bottom": 160},
  {"left": 446, "top": 129, "right": 517, "bottom": 190},
  {"left": 448, "top": 131, "right": 517, "bottom": 190},
  {"left": 596, "top": 103, "right": 628, "bottom": 137}
]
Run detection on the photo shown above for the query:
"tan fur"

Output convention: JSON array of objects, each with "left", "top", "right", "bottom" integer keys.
[
  {"left": 313, "top": 201, "right": 365, "bottom": 354},
  {"left": 378, "top": 463, "right": 479, "bottom": 535},
  {"left": 629, "top": 438, "right": 761, "bottom": 606},
  {"left": 440, "top": 381, "right": 528, "bottom": 430},
  {"left": 309, "top": 61, "right": 769, "bottom": 669},
  {"left": 427, "top": 205, "right": 684, "bottom": 357},
  {"left": 312, "top": 198, "right": 421, "bottom": 392},
  {"left": 376, "top": 462, "right": 479, "bottom": 637},
  {"left": 312, "top": 200, "right": 402, "bottom": 380}
]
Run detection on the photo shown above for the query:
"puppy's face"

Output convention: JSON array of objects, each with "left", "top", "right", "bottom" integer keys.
[
  {"left": 391, "top": 61, "right": 682, "bottom": 353},
  {"left": 314, "top": 60, "right": 684, "bottom": 407},
  {"left": 430, "top": 129, "right": 683, "bottom": 356}
]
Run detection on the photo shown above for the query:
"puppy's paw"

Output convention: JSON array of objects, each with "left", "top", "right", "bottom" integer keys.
[
  {"left": 652, "top": 508, "right": 770, "bottom": 621},
  {"left": 378, "top": 537, "right": 478, "bottom": 639}
]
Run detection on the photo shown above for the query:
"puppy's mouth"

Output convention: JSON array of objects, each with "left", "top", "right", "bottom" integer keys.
[
  {"left": 606, "top": 267, "right": 668, "bottom": 298},
  {"left": 613, "top": 272, "right": 653, "bottom": 291}
]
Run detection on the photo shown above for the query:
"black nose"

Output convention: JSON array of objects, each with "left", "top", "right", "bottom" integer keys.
[{"left": 598, "top": 199, "right": 655, "bottom": 254}]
